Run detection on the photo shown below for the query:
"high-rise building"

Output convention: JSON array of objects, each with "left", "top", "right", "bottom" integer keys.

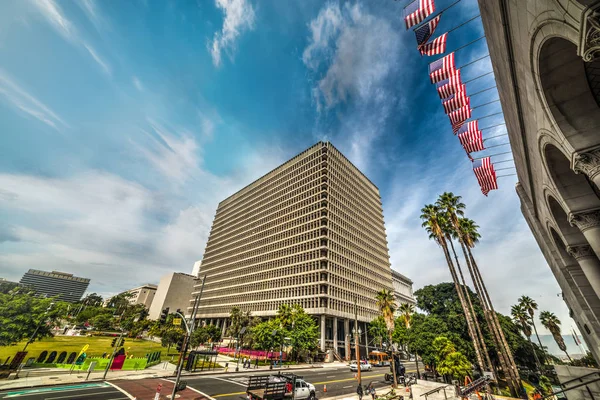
[
  {"left": 391, "top": 270, "right": 415, "bottom": 316},
  {"left": 192, "top": 142, "right": 396, "bottom": 358},
  {"left": 479, "top": 0, "right": 600, "bottom": 363},
  {"left": 149, "top": 272, "right": 198, "bottom": 320},
  {"left": 19, "top": 269, "right": 90, "bottom": 303}
]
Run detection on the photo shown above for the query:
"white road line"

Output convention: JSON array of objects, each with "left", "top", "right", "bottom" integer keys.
[
  {"left": 43, "top": 390, "right": 119, "bottom": 400},
  {"left": 342, "top": 385, "right": 353, "bottom": 389},
  {"left": 210, "top": 376, "right": 248, "bottom": 387},
  {"left": 326, "top": 375, "right": 336, "bottom": 378},
  {"left": 186, "top": 385, "right": 217, "bottom": 400},
  {"left": 3, "top": 386, "right": 112, "bottom": 399},
  {"left": 105, "top": 382, "right": 135, "bottom": 400}
]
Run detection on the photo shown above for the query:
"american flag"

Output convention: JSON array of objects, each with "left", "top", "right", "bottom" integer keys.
[
  {"left": 437, "top": 70, "right": 462, "bottom": 99},
  {"left": 456, "top": 120, "right": 479, "bottom": 135},
  {"left": 472, "top": 157, "right": 498, "bottom": 196},
  {"left": 449, "top": 104, "right": 471, "bottom": 132},
  {"left": 415, "top": 15, "right": 440, "bottom": 48},
  {"left": 429, "top": 53, "right": 455, "bottom": 84},
  {"left": 458, "top": 128, "right": 485, "bottom": 153},
  {"left": 419, "top": 32, "right": 448, "bottom": 56},
  {"left": 404, "top": 0, "right": 435, "bottom": 30},
  {"left": 442, "top": 90, "right": 468, "bottom": 114}
]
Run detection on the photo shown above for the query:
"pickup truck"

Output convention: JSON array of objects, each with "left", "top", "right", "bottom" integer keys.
[{"left": 246, "top": 373, "right": 316, "bottom": 400}]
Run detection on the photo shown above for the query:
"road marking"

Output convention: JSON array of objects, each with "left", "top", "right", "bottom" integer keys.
[
  {"left": 43, "top": 390, "right": 119, "bottom": 400},
  {"left": 326, "top": 375, "right": 336, "bottom": 378},
  {"left": 210, "top": 377, "right": 247, "bottom": 388},
  {"left": 186, "top": 385, "right": 216, "bottom": 400},
  {"left": 213, "top": 392, "right": 246, "bottom": 398},
  {"left": 313, "top": 373, "right": 385, "bottom": 385},
  {"left": 2, "top": 384, "right": 110, "bottom": 398},
  {"left": 342, "top": 385, "right": 353, "bottom": 389},
  {"left": 105, "top": 382, "right": 135, "bottom": 400}
]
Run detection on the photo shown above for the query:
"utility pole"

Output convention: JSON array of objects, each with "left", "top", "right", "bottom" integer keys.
[
  {"left": 171, "top": 274, "right": 206, "bottom": 400},
  {"left": 103, "top": 331, "right": 124, "bottom": 380},
  {"left": 354, "top": 298, "right": 361, "bottom": 386}
]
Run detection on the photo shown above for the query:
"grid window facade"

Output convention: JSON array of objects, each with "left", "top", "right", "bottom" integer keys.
[{"left": 192, "top": 142, "right": 393, "bottom": 323}]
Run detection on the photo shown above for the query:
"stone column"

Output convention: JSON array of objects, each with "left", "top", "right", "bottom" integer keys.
[
  {"left": 320, "top": 315, "right": 326, "bottom": 351},
  {"left": 567, "top": 244, "right": 600, "bottom": 299},
  {"left": 221, "top": 319, "right": 227, "bottom": 338},
  {"left": 569, "top": 209, "right": 600, "bottom": 260},
  {"left": 573, "top": 149, "right": 600, "bottom": 189},
  {"left": 333, "top": 317, "right": 338, "bottom": 354},
  {"left": 344, "top": 319, "right": 350, "bottom": 361}
]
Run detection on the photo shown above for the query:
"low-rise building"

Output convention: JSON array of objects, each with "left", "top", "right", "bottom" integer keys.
[
  {"left": 391, "top": 270, "right": 415, "bottom": 314},
  {"left": 124, "top": 284, "right": 157, "bottom": 308},
  {"left": 149, "top": 272, "right": 197, "bottom": 320}
]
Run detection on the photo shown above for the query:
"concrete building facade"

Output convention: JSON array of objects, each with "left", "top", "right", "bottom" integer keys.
[
  {"left": 479, "top": 0, "right": 600, "bottom": 362},
  {"left": 19, "top": 269, "right": 90, "bottom": 303},
  {"left": 149, "top": 272, "right": 197, "bottom": 320},
  {"left": 124, "top": 284, "right": 157, "bottom": 308},
  {"left": 192, "top": 142, "right": 394, "bottom": 358},
  {"left": 391, "top": 270, "right": 415, "bottom": 314}
]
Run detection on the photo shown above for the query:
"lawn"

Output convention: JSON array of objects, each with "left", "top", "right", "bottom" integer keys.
[{"left": 0, "top": 336, "right": 173, "bottom": 363}]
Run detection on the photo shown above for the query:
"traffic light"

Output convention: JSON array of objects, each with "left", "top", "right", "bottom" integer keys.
[
  {"left": 159, "top": 307, "right": 170, "bottom": 324},
  {"left": 111, "top": 338, "right": 117, "bottom": 347},
  {"left": 119, "top": 338, "right": 125, "bottom": 347}
]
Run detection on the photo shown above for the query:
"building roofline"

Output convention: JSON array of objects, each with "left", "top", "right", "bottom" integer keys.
[
  {"left": 391, "top": 269, "right": 413, "bottom": 284},
  {"left": 218, "top": 141, "right": 380, "bottom": 207}
]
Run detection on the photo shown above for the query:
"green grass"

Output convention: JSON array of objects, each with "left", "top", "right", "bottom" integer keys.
[{"left": 0, "top": 336, "right": 171, "bottom": 363}]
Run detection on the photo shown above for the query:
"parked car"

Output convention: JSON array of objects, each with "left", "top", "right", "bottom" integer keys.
[{"left": 350, "top": 360, "right": 372, "bottom": 372}]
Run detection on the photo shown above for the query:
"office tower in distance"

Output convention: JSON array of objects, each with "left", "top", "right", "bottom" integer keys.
[
  {"left": 19, "top": 269, "right": 90, "bottom": 303},
  {"left": 192, "top": 142, "right": 398, "bottom": 359}
]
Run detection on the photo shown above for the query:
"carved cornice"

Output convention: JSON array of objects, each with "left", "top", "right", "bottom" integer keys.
[
  {"left": 579, "top": 4, "right": 600, "bottom": 62},
  {"left": 569, "top": 209, "right": 600, "bottom": 232},
  {"left": 567, "top": 244, "right": 595, "bottom": 260},
  {"left": 573, "top": 148, "right": 600, "bottom": 180}
]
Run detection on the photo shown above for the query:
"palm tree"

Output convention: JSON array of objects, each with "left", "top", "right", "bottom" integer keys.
[
  {"left": 518, "top": 295, "right": 545, "bottom": 363},
  {"left": 398, "top": 303, "right": 414, "bottom": 329},
  {"left": 511, "top": 304, "right": 541, "bottom": 370},
  {"left": 424, "top": 200, "right": 485, "bottom": 373},
  {"left": 376, "top": 289, "right": 398, "bottom": 387},
  {"left": 540, "top": 311, "right": 572, "bottom": 362},
  {"left": 460, "top": 217, "right": 522, "bottom": 396}
]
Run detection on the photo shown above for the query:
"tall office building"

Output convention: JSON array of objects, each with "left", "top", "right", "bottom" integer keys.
[
  {"left": 192, "top": 142, "right": 394, "bottom": 358},
  {"left": 19, "top": 269, "right": 90, "bottom": 303}
]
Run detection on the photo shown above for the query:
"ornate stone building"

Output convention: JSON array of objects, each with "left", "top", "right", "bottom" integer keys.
[
  {"left": 392, "top": 270, "right": 416, "bottom": 316},
  {"left": 192, "top": 142, "right": 396, "bottom": 358},
  {"left": 479, "top": 0, "right": 600, "bottom": 362}
]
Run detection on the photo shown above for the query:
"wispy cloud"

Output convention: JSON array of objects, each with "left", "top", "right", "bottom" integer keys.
[
  {"left": 132, "top": 76, "right": 143, "bottom": 92},
  {"left": 77, "top": 0, "right": 107, "bottom": 33},
  {"left": 0, "top": 69, "right": 67, "bottom": 131},
  {"left": 209, "top": 0, "right": 256, "bottom": 67},
  {"left": 31, "top": 0, "right": 111, "bottom": 76}
]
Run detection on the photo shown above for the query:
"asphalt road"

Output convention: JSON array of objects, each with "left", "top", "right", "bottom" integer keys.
[
  {"left": 175, "top": 363, "right": 422, "bottom": 399},
  {"left": 0, "top": 382, "right": 128, "bottom": 400}
]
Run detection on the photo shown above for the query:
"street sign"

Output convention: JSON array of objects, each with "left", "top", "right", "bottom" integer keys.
[
  {"left": 88, "top": 361, "right": 97, "bottom": 372},
  {"left": 173, "top": 318, "right": 182, "bottom": 326}
]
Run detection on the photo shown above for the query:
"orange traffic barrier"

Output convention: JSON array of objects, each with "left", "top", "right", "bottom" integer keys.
[{"left": 324, "top": 384, "right": 327, "bottom": 393}]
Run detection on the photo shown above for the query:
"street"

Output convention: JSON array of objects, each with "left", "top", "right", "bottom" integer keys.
[{"left": 0, "top": 363, "right": 422, "bottom": 399}]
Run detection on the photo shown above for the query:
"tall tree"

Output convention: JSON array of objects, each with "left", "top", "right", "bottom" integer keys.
[
  {"left": 368, "top": 316, "right": 388, "bottom": 348},
  {"left": 398, "top": 303, "right": 414, "bottom": 329},
  {"left": 518, "top": 295, "right": 545, "bottom": 362},
  {"left": 421, "top": 203, "right": 486, "bottom": 374},
  {"left": 511, "top": 304, "right": 541, "bottom": 370},
  {"left": 540, "top": 311, "right": 572, "bottom": 362},
  {"left": 376, "top": 289, "right": 398, "bottom": 387},
  {"left": 460, "top": 216, "right": 522, "bottom": 397}
]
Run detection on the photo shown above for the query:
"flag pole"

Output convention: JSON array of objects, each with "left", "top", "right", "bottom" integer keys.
[
  {"left": 483, "top": 133, "right": 508, "bottom": 141},
  {"left": 478, "top": 142, "right": 510, "bottom": 150},
  {"left": 469, "top": 86, "right": 497, "bottom": 97},
  {"left": 494, "top": 159, "right": 514, "bottom": 164},
  {"left": 496, "top": 173, "right": 517, "bottom": 178},
  {"left": 445, "top": 15, "right": 481, "bottom": 34},
  {"left": 458, "top": 54, "right": 490, "bottom": 69},
  {"left": 495, "top": 167, "right": 516, "bottom": 171},
  {"left": 481, "top": 122, "right": 505, "bottom": 130},
  {"left": 471, "top": 111, "right": 503, "bottom": 121},
  {"left": 471, "top": 99, "right": 500, "bottom": 110},
  {"left": 430, "top": 36, "right": 486, "bottom": 63},
  {"left": 464, "top": 71, "right": 494, "bottom": 84},
  {"left": 472, "top": 151, "right": 512, "bottom": 160},
  {"left": 410, "top": 0, "right": 462, "bottom": 26}
]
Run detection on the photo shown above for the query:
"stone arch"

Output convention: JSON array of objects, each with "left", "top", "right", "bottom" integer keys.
[
  {"left": 538, "top": 35, "right": 600, "bottom": 150},
  {"left": 546, "top": 195, "right": 588, "bottom": 245},
  {"left": 543, "top": 142, "right": 600, "bottom": 212}
]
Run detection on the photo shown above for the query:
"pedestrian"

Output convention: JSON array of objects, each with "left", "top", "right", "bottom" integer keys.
[
  {"left": 357, "top": 384, "right": 364, "bottom": 400},
  {"left": 224, "top": 362, "right": 229, "bottom": 372},
  {"left": 366, "top": 382, "right": 376, "bottom": 400},
  {"left": 255, "top": 358, "right": 259, "bottom": 369}
]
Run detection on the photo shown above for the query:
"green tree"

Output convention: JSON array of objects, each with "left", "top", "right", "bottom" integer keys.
[
  {"left": 80, "top": 293, "right": 103, "bottom": 307},
  {"left": 288, "top": 310, "right": 319, "bottom": 359},
  {"left": 369, "top": 316, "right": 388, "bottom": 348},
  {"left": 161, "top": 327, "right": 185, "bottom": 353},
  {"left": 540, "top": 311, "right": 572, "bottom": 362},
  {"left": 376, "top": 288, "right": 398, "bottom": 387},
  {"left": 511, "top": 303, "right": 541, "bottom": 369},
  {"left": 91, "top": 313, "right": 114, "bottom": 331},
  {"left": 251, "top": 319, "right": 282, "bottom": 351},
  {"left": 518, "top": 295, "right": 545, "bottom": 362}
]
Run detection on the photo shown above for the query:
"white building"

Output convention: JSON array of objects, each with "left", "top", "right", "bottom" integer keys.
[
  {"left": 149, "top": 272, "right": 197, "bottom": 320},
  {"left": 391, "top": 270, "right": 415, "bottom": 314},
  {"left": 104, "top": 284, "right": 157, "bottom": 308}
]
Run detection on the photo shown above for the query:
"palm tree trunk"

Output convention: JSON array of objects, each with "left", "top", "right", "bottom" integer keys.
[
  {"left": 389, "top": 332, "right": 398, "bottom": 387},
  {"left": 440, "top": 238, "right": 486, "bottom": 374},
  {"left": 531, "top": 320, "right": 546, "bottom": 364},
  {"left": 448, "top": 237, "right": 493, "bottom": 373},
  {"left": 527, "top": 335, "right": 542, "bottom": 370},
  {"left": 468, "top": 247, "right": 522, "bottom": 398}
]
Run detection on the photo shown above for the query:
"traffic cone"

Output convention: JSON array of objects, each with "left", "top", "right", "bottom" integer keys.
[{"left": 324, "top": 385, "right": 327, "bottom": 393}]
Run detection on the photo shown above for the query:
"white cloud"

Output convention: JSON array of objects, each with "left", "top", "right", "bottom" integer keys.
[
  {"left": 209, "top": 0, "right": 256, "bottom": 67},
  {"left": 132, "top": 76, "right": 143, "bottom": 92},
  {"left": 0, "top": 69, "right": 67, "bottom": 131},
  {"left": 31, "top": 0, "right": 111, "bottom": 76},
  {"left": 78, "top": 0, "right": 106, "bottom": 33}
]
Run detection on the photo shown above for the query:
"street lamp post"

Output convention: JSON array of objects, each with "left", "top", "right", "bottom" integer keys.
[
  {"left": 353, "top": 298, "right": 362, "bottom": 386},
  {"left": 23, "top": 303, "right": 54, "bottom": 352}
]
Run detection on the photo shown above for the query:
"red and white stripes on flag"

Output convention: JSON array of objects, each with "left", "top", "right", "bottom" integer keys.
[
  {"left": 449, "top": 104, "right": 471, "bottom": 132},
  {"left": 429, "top": 53, "right": 455, "bottom": 84},
  {"left": 419, "top": 33, "right": 447, "bottom": 56},
  {"left": 404, "top": 0, "right": 435, "bottom": 30},
  {"left": 442, "top": 90, "right": 469, "bottom": 114},
  {"left": 458, "top": 129, "right": 485, "bottom": 153},
  {"left": 473, "top": 157, "right": 498, "bottom": 196},
  {"left": 437, "top": 70, "right": 462, "bottom": 99}
]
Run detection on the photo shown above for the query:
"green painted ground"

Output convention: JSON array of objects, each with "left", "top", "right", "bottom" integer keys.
[
  {"left": 2, "top": 383, "right": 109, "bottom": 397},
  {"left": 0, "top": 336, "right": 172, "bottom": 362}
]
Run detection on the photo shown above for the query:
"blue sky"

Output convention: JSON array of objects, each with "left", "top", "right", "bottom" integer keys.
[{"left": 0, "top": 0, "right": 579, "bottom": 339}]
